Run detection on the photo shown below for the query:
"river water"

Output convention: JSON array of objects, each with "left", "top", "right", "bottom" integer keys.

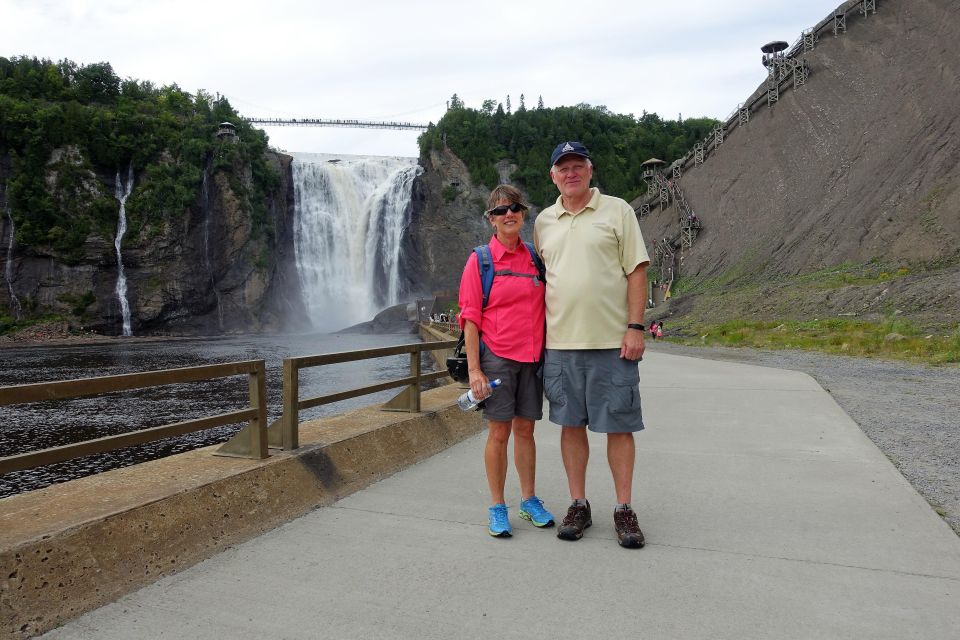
[{"left": 0, "top": 331, "right": 428, "bottom": 498}]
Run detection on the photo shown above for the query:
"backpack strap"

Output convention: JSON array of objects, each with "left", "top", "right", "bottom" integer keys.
[
  {"left": 473, "top": 244, "right": 497, "bottom": 358},
  {"left": 523, "top": 241, "right": 546, "bottom": 284},
  {"left": 474, "top": 245, "right": 496, "bottom": 309}
]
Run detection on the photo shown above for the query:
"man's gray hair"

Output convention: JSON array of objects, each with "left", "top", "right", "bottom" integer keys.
[{"left": 550, "top": 157, "right": 593, "bottom": 173}]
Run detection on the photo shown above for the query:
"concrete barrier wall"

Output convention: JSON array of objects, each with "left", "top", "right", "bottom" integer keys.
[{"left": 0, "top": 384, "right": 481, "bottom": 638}]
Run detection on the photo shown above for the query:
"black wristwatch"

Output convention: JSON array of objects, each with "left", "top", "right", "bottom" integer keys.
[{"left": 627, "top": 323, "right": 645, "bottom": 331}]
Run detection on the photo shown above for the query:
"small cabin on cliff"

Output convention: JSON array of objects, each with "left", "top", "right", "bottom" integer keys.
[{"left": 216, "top": 122, "right": 238, "bottom": 142}]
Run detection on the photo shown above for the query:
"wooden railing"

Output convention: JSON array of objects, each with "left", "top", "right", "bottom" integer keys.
[
  {"left": 0, "top": 339, "right": 459, "bottom": 479},
  {"left": 256, "top": 340, "right": 458, "bottom": 451},
  {"left": 0, "top": 360, "right": 269, "bottom": 475},
  {"left": 427, "top": 319, "right": 460, "bottom": 335}
]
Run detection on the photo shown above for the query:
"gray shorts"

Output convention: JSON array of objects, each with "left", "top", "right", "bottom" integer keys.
[
  {"left": 543, "top": 349, "right": 644, "bottom": 433},
  {"left": 479, "top": 349, "right": 544, "bottom": 422}
]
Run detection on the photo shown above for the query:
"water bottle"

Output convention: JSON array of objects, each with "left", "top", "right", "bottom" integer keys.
[{"left": 457, "top": 379, "right": 502, "bottom": 411}]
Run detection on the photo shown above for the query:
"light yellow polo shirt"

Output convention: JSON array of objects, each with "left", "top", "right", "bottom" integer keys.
[{"left": 534, "top": 188, "right": 650, "bottom": 349}]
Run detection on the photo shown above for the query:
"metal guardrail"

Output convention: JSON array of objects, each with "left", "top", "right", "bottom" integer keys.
[
  {"left": 227, "top": 340, "right": 459, "bottom": 452},
  {"left": 0, "top": 360, "right": 269, "bottom": 475}
]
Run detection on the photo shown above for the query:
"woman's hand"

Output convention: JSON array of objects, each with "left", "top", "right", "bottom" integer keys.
[{"left": 468, "top": 368, "right": 490, "bottom": 400}]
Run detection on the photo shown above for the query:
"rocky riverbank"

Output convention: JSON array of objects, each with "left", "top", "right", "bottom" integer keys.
[
  {"left": 0, "top": 321, "right": 230, "bottom": 348},
  {"left": 0, "top": 321, "right": 99, "bottom": 346}
]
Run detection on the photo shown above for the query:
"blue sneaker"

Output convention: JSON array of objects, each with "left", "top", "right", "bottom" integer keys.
[
  {"left": 519, "top": 496, "right": 555, "bottom": 528},
  {"left": 488, "top": 503, "right": 512, "bottom": 537}
]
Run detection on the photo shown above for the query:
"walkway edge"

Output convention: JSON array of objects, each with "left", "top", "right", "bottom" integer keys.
[{"left": 0, "top": 384, "right": 476, "bottom": 639}]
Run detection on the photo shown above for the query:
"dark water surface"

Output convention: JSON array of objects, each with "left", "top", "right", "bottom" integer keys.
[{"left": 0, "top": 331, "right": 427, "bottom": 498}]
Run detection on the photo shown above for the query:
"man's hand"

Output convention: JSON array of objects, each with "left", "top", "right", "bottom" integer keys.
[
  {"left": 620, "top": 329, "right": 645, "bottom": 361},
  {"left": 622, "top": 263, "right": 648, "bottom": 361}
]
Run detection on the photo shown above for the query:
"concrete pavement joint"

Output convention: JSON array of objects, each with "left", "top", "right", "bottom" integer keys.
[
  {"left": 652, "top": 541, "right": 960, "bottom": 582},
  {"left": 331, "top": 503, "right": 476, "bottom": 528}
]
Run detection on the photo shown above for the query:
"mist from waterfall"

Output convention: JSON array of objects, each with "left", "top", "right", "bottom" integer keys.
[
  {"left": 114, "top": 164, "right": 134, "bottom": 336},
  {"left": 291, "top": 153, "right": 421, "bottom": 332}
]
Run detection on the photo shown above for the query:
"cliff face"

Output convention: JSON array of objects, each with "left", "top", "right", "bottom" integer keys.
[
  {"left": 2, "top": 139, "right": 503, "bottom": 336},
  {"left": 402, "top": 148, "right": 551, "bottom": 301},
  {"left": 403, "top": 147, "right": 499, "bottom": 297},
  {"left": 639, "top": 0, "right": 960, "bottom": 326},
  {"left": 0, "top": 148, "right": 306, "bottom": 335},
  {"left": 647, "top": 2, "right": 960, "bottom": 275}
]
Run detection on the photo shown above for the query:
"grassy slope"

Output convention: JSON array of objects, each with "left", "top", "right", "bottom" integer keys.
[{"left": 651, "top": 261, "right": 960, "bottom": 365}]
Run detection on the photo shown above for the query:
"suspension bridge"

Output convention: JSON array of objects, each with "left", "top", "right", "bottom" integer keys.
[{"left": 246, "top": 117, "right": 430, "bottom": 131}]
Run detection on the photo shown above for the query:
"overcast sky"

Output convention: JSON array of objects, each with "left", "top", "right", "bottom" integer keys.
[{"left": 2, "top": 0, "right": 843, "bottom": 157}]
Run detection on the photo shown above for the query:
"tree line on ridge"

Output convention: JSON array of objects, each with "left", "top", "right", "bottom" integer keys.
[{"left": 417, "top": 93, "right": 717, "bottom": 207}]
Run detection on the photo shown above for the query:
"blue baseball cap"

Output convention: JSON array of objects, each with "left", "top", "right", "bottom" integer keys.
[{"left": 550, "top": 141, "right": 591, "bottom": 167}]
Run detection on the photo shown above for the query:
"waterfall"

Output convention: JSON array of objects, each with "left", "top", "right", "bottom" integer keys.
[
  {"left": 114, "top": 164, "right": 134, "bottom": 336},
  {"left": 3, "top": 199, "right": 22, "bottom": 320},
  {"left": 291, "top": 153, "right": 422, "bottom": 332},
  {"left": 201, "top": 157, "right": 223, "bottom": 330}
]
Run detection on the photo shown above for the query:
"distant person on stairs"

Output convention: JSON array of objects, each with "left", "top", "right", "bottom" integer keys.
[{"left": 458, "top": 184, "right": 555, "bottom": 538}]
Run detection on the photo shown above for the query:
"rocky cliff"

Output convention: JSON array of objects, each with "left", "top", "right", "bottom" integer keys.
[
  {"left": 1, "top": 148, "right": 306, "bottom": 335},
  {"left": 403, "top": 147, "right": 555, "bottom": 303},
  {"left": 640, "top": 0, "right": 960, "bottom": 328},
  {"left": 403, "top": 148, "right": 512, "bottom": 297}
]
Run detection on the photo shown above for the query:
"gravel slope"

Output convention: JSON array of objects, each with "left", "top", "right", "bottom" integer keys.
[{"left": 645, "top": 341, "right": 960, "bottom": 536}]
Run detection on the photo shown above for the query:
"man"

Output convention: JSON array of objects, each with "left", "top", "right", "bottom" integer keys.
[{"left": 534, "top": 141, "right": 650, "bottom": 548}]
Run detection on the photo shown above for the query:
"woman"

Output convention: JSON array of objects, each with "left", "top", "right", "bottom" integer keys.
[{"left": 458, "top": 185, "right": 554, "bottom": 538}]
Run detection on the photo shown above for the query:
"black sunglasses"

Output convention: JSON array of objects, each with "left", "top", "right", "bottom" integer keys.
[{"left": 487, "top": 202, "right": 526, "bottom": 216}]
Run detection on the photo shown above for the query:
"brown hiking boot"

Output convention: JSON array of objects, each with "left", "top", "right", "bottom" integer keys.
[
  {"left": 557, "top": 501, "right": 592, "bottom": 540},
  {"left": 614, "top": 507, "right": 645, "bottom": 548}
]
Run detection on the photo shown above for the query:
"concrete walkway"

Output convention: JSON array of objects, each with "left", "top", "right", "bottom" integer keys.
[{"left": 42, "top": 352, "right": 960, "bottom": 639}]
